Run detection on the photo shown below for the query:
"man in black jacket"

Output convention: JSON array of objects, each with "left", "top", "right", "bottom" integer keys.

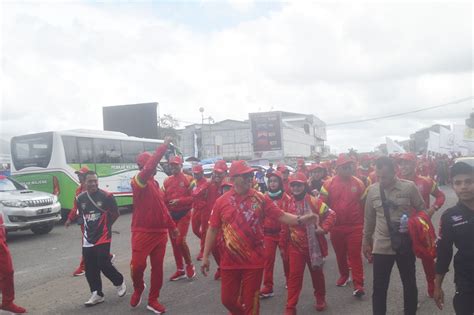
[{"left": 434, "top": 162, "right": 474, "bottom": 314}]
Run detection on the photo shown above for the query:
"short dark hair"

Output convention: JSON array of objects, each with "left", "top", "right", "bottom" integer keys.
[
  {"left": 84, "top": 170, "right": 97, "bottom": 178},
  {"left": 375, "top": 156, "right": 395, "bottom": 173},
  {"left": 451, "top": 162, "right": 473, "bottom": 178}
]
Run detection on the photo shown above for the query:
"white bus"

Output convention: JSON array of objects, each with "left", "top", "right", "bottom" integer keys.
[{"left": 10, "top": 129, "right": 176, "bottom": 218}]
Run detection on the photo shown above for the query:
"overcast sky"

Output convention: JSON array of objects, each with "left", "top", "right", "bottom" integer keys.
[{"left": 1, "top": 0, "right": 472, "bottom": 153}]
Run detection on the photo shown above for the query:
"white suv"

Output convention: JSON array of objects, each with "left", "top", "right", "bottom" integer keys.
[{"left": 0, "top": 176, "right": 61, "bottom": 235}]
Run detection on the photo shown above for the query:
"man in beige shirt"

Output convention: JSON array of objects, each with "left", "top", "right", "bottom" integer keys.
[{"left": 363, "top": 156, "right": 426, "bottom": 315}]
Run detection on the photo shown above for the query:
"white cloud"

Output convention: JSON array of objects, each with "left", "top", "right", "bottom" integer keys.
[{"left": 1, "top": 1, "right": 472, "bottom": 153}]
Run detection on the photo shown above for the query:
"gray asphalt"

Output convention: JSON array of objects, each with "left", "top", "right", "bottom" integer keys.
[{"left": 6, "top": 186, "right": 457, "bottom": 315}]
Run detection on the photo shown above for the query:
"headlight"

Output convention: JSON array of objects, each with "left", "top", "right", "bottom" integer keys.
[
  {"left": 52, "top": 195, "right": 58, "bottom": 203},
  {"left": 1, "top": 200, "right": 28, "bottom": 208}
]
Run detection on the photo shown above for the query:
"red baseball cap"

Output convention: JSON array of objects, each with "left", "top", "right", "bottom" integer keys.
[
  {"left": 276, "top": 163, "right": 288, "bottom": 173},
  {"left": 213, "top": 160, "right": 228, "bottom": 173},
  {"left": 336, "top": 154, "right": 354, "bottom": 167},
  {"left": 75, "top": 166, "right": 90, "bottom": 175},
  {"left": 192, "top": 164, "right": 204, "bottom": 174},
  {"left": 169, "top": 156, "right": 183, "bottom": 165},
  {"left": 136, "top": 152, "right": 152, "bottom": 168},
  {"left": 399, "top": 153, "right": 417, "bottom": 162},
  {"left": 266, "top": 170, "right": 283, "bottom": 181},
  {"left": 308, "top": 163, "right": 325, "bottom": 171},
  {"left": 220, "top": 176, "right": 233, "bottom": 188},
  {"left": 288, "top": 172, "right": 307, "bottom": 184},
  {"left": 229, "top": 160, "right": 256, "bottom": 177}
]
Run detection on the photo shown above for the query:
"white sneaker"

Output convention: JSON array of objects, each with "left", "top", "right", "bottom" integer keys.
[
  {"left": 84, "top": 291, "right": 105, "bottom": 306},
  {"left": 117, "top": 282, "right": 127, "bottom": 297}
]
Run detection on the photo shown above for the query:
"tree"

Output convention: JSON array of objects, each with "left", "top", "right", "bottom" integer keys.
[
  {"left": 158, "top": 114, "right": 179, "bottom": 129},
  {"left": 157, "top": 114, "right": 180, "bottom": 141}
]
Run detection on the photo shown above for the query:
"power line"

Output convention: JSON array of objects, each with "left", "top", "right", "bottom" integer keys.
[{"left": 326, "top": 96, "right": 473, "bottom": 127}]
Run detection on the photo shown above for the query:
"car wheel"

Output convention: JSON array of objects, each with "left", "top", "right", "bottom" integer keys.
[{"left": 31, "top": 224, "right": 54, "bottom": 235}]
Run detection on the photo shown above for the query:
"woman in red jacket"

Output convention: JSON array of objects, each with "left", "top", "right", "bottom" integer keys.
[
  {"left": 284, "top": 173, "right": 336, "bottom": 314},
  {"left": 260, "top": 171, "right": 291, "bottom": 298}
]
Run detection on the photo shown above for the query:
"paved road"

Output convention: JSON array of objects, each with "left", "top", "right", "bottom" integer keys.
[{"left": 5, "top": 186, "right": 458, "bottom": 315}]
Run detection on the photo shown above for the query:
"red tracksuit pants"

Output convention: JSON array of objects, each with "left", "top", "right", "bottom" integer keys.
[
  {"left": 286, "top": 245, "right": 325, "bottom": 311},
  {"left": 221, "top": 268, "right": 263, "bottom": 315},
  {"left": 0, "top": 242, "right": 14, "bottom": 307},
  {"left": 201, "top": 211, "right": 221, "bottom": 265},
  {"left": 262, "top": 235, "right": 289, "bottom": 291},
  {"left": 130, "top": 232, "right": 167, "bottom": 302},
  {"left": 421, "top": 256, "right": 435, "bottom": 295},
  {"left": 169, "top": 212, "right": 192, "bottom": 270},
  {"left": 330, "top": 225, "right": 364, "bottom": 290},
  {"left": 191, "top": 208, "right": 202, "bottom": 240}
]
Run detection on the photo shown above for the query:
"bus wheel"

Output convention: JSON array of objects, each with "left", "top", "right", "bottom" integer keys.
[{"left": 31, "top": 224, "right": 54, "bottom": 235}]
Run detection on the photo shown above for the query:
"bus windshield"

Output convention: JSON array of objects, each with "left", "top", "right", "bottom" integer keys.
[{"left": 11, "top": 132, "right": 53, "bottom": 170}]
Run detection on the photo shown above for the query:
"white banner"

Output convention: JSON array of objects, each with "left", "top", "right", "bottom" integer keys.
[
  {"left": 386, "top": 137, "right": 406, "bottom": 154},
  {"left": 439, "top": 127, "right": 455, "bottom": 151},
  {"left": 427, "top": 131, "right": 440, "bottom": 153}
]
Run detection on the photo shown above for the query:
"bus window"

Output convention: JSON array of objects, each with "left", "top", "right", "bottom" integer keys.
[
  {"left": 78, "top": 138, "right": 94, "bottom": 163},
  {"left": 62, "top": 136, "right": 79, "bottom": 163},
  {"left": 94, "top": 139, "right": 123, "bottom": 163},
  {"left": 121, "top": 141, "right": 144, "bottom": 163},
  {"left": 11, "top": 132, "right": 53, "bottom": 170}
]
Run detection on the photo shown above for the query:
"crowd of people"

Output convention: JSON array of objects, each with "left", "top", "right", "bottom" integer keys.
[{"left": 0, "top": 139, "right": 472, "bottom": 315}]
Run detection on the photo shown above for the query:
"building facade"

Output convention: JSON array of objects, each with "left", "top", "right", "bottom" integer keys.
[{"left": 177, "top": 111, "right": 327, "bottom": 161}]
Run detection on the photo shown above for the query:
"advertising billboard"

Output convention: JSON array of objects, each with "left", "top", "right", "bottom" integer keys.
[{"left": 249, "top": 112, "right": 283, "bottom": 158}]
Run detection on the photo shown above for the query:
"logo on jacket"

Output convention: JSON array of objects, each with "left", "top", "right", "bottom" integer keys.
[
  {"left": 451, "top": 215, "right": 463, "bottom": 222},
  {"left": 180, "top": 182, "right": 185, "bottom": 187},
  {"left": 351, "top": 186, "right": 357, "bottom": 193},
  {"left": 97, "top": 201, "right": 103, "bottom": 208}
]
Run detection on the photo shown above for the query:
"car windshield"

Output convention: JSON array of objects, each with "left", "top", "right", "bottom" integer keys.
[{"left": 0, "top": 177, "right": 21, "bottom": 192}]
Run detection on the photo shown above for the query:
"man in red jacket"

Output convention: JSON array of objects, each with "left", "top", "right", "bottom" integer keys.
[
  {"left": 191, "top": 164, "right": 209, "bottom": 261},
  {"left": 399, "top": 153, "right": 446, "bottom": 297},
  {"left": 0, "top": 211, "right": 26, "bottom": 313},
  {"left": 320, "top": 154, "right": 367, "bottom": 297},
  {"left": 201, "top": 160, "right": 318, "bottom": 315},
  {"left": 163, "top": 156, "right": 196, "bottom": 281},
  {"left": 202, "top": 161, "right": 227, "bottom": 279},
  {"left": 129, "top": 137, "right": 178, "bottom": 313}
]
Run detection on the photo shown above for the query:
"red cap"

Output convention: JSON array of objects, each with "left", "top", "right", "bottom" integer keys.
[
  {"left": 169, "top": 156, "right": 183, "bottom": 165},
  {"left": 220, "top": 176, "right": 233, "bottom": 188},
  {"left": 308, "top": 163, "right": 325, "bottom": 171},
  {"left": 266, "top": 170, "right": 283, "bottom": 181},
  {"left": 213, "top": 160, "right": 228, "bottom": 173},
  {"left": 75, "top": 166, "right": 90, "bottom": 175},
  {"left": 288, "top": 172, "right": 307, "bottom": 184},
  {"left": 336, "top": 154, "right": 354, "bottom": 167},
  {"left": 399, "top": 153, "right": 416, "bottom": 162},
  {"left": 229, "top": 160, "right": 256, "bottom": 177},
  {"left": 276, "top": 163, "right": 288, "bottom": 173},
  {"left": 192, "top": 164, "right": 204, "bottom": 173},
  {"left": 136, "top": 152, "right": 152, "bottom": 168}
]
